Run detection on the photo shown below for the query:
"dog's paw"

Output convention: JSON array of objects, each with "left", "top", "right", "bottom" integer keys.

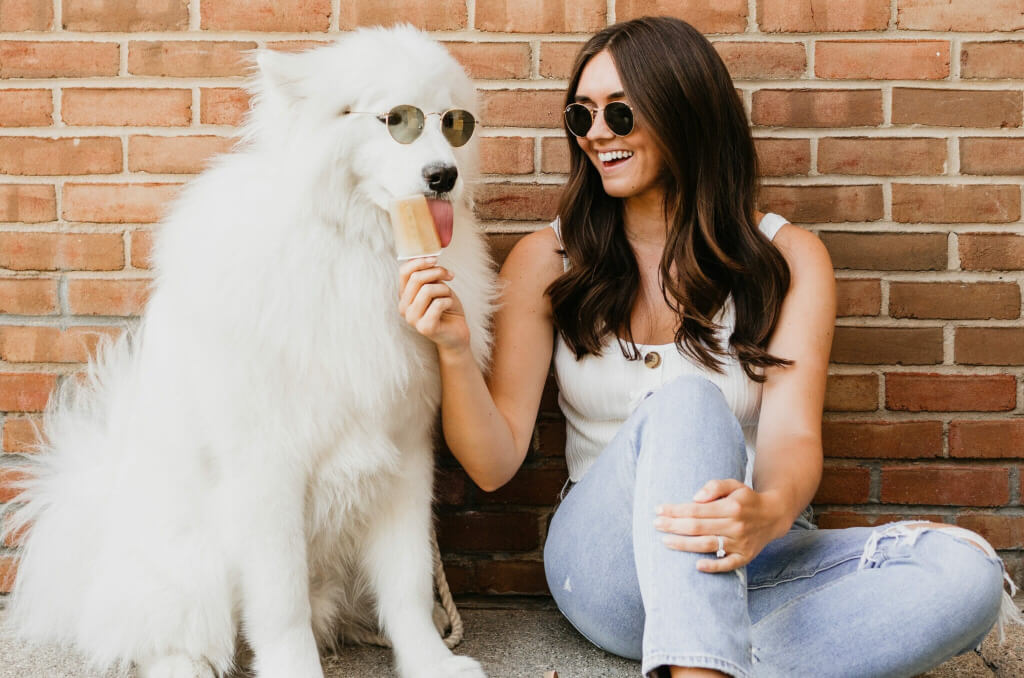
[
  {"left": 136, "top": 653, "right": 215, "bottom": 678},
  {"left": 416, "top": 654, "right": 487, "bottom": 678}
]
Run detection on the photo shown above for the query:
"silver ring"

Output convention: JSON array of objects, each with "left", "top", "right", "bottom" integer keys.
[{"left": 715, "top": 535, "right": 726, "bottom": 558}]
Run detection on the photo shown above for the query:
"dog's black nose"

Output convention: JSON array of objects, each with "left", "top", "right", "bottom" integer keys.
[{"left": 423, "top": 163, "right": 458, "bottom": 194}]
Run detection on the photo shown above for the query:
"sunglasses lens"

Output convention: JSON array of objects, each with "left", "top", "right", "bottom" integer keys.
[
  {"left": 386, "top": 105, "right": 424, "bottom": 144},
  {"left": 441, "top": 109, "right": 475, "bottom": 147},
  {"left": 564, "top": 104, "right": 593, "bottom": 137},
  {"left": 605, "top": 102, "right": 634, "bottom": 136}
]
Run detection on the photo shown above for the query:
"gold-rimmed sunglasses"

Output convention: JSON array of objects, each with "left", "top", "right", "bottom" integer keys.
[{"left": 345, "top": 105, "right": 476, "bottom": 147}]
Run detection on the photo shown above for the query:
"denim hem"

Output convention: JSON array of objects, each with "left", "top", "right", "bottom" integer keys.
[{"left": 641, "top": 652, "right": 752, "bottom": 678}]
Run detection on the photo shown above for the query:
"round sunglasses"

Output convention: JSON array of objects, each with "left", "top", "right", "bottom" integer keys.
[
  {"left": 347, "top": 105, "right": 476, "bottom": 147},
  {"left": 564, "top": 101, "right": 635, "bottom": 137}
]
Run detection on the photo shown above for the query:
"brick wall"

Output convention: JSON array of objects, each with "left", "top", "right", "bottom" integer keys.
[{"left": 0, "top": 0, "right": 1022, "bottom": 595}]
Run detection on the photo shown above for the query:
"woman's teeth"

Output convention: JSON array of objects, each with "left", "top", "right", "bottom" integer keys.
[{"left": 598, "top": 150, "right": 634, "bottom": 163}]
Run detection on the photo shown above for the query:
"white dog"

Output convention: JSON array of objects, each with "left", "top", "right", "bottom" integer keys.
[{"left": 4, "top": 26, "right": 494, "bottom": 678}]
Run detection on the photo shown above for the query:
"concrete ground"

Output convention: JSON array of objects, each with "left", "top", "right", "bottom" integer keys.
[{"left": 0, "top": 596, "right": 1020, "bottom": 677}]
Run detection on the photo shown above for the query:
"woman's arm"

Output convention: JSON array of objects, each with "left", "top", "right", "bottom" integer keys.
[
  {"left": 399, "top": 227, "right": 565, "bottom": 491},
  {"left": 654, "top": 223, "right": 836, "bottom": 571}
]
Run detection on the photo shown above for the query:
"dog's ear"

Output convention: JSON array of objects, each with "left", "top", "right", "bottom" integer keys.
[{"left": 255, "top": 49, "right": 306, "bottom": 103}]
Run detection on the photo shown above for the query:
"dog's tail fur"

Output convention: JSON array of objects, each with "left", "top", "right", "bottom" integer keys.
[{"left": 2, "top": 328, "right": 237, "bottom": 675}]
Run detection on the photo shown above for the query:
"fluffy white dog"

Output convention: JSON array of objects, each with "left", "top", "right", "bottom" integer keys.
[{"left": 5, "top": 26, "right": 493, "bottom": 678}]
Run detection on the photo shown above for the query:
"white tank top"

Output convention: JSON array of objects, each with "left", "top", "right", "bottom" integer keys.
[{"left": 551, "top": 213, "right": 789, "bottom": 483}]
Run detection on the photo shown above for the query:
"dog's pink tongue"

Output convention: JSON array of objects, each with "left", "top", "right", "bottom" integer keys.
[{"left": 427, "top": 199, "right": 453, "bottom": 248}]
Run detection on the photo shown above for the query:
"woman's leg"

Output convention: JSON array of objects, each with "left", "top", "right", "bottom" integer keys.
[
  {"left": 544, "top": 375, "right": 754, "bottom": 678},
  {"left": 745, "top": 521, "right": 1013, "bottom": 678}
]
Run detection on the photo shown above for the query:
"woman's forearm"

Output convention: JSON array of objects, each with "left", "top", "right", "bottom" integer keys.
[
  {"left": 437, "top": 346, "right": 524, "bottom": 492},
  {"left": 753, "top": 434, "right": 824, "bottom": 539}
]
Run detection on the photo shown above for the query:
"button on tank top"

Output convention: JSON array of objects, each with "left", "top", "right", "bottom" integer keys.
[{"left": 551, "top": 213, "right": 789, "bottom": 483}]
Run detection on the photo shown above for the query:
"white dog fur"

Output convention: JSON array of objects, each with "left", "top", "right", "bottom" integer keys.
[{"left": 4, "top": 26, "right": 494, "bottom": 678}]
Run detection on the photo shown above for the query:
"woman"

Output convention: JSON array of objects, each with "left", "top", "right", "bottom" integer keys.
[{"left": 399, "top": 17, "right": 1018, "bottom": 678}]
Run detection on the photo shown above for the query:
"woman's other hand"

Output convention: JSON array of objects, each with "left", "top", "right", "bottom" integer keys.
[
  {"left": 398, "top": 257, "right": 470, "bottom": 355},
  {"left": 653, "top": 479, "right": 789, "bottom": 572}
]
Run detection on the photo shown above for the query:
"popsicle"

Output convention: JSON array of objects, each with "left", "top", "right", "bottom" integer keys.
[{"left": 389, "top": 194, "right": 453, "bottom": 260}]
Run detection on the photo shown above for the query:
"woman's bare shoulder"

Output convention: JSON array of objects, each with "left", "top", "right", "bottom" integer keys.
[
  {"left": 500, "top": 225, "right": 566, "bottom": 289},
  {"left": 769, "top": 218, "right": 833, "bottom": 283}
]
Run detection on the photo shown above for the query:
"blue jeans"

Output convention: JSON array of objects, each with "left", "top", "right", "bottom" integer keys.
[{"left": 544, "top": 375, "right": 1011, "bottom": 678}]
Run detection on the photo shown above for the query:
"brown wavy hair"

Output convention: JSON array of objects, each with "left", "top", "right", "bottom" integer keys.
[{"left": 547, "top": 16, "right": 792, "bottom": 382}]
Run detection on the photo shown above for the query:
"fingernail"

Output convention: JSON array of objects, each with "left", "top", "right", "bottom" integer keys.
[
  {"left": 654, "top": 505, "right": 664, "bottom": 515},
  {"left": 653, "top": 518, "right": 668, "bottom": 529},
  {"left": 693, "top": 489, "right": 709, "bottom": 501}
]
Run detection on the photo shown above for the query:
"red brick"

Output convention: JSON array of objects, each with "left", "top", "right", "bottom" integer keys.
[
  {"left": 476, "top": 0, "right": 605, "bottom": 33},
  {"left": 813, "top": 465, "right": 871, "bottom": 504},
  {"left": 897, "top": 0, "right": 1024, "bottom": 32},
  {"left": 0, "top": 0, "right": 53, "bottom": 30},
  {"left": 815, "top": 511, "right": 944, "bottom": 530},
  {"left": 831, "top": 327, "right": 942, "bottom": 365},
  {"left": 476, "top": 560, "right": 548, "bottom": 595},
  {"left": 886, "top": 373, "right": 1016, "bottom": 412},
  {"left": 540, "top": 42, "right": 583, "bottom": 80},
  {"left": 63, "top": 0, "right": 188, "bottom": 31},
  {"left": 713, "top": 42, "right": 806, "bottom": 80},
  {"left": 960, "top": 138, "right": 1024, "bottom": 176},
  {"left": 823, "top": 233, "right": 948, "bottom": 271},
  {"left": 437, "top": 511, "right": 539, "bottom": 551},
  {"left": 482, "top": 468, "right": 567, "bottom": 505},
  {"left": 616, "top": 0, "right": 746, "bottom": 33},
  {"left": 62, "top": 89, "right": 192, "bottom": 127},
  {"left": 127, "top": 41, "right": 257, "bottom": 78},
  {"left": 201, "top": 0, "right": 331, "bottom": 31},
  {"left": 892, "top": 88, "right": 1022, "bottom": 128},
  {"left": 434, "top": 469, "right": 467, "bottom": 506},
  {"left": 961, "top": 41, "right": 1024, "bottom": 80},
  {"left": 818, "top": 137, "right": 945, "bottom": 176},
  {"left": 3, "top": 415, "right": 42, "bottom": 453},
  {"left": 66, "top": 279, "right": 151, "bottom": 316},
  {"left": 894, "top": 184, "right": 1020, "bottom": 224},
  {"left": 63, "top": 183, "right": 180, "bottom": 224},
  {"left": 475, "top": 184, "right": 562, "bottom": 222},
  {"left": 481, "top": 90, "right": 564, "bottom": 129},
  {"left": 751, "top": 89, "right": 883, "bottom": 128},
  {"left": 0, "top": 555, "right": 16, "bottom": 593},
  {"left": 757, "top": 185, "right": 883, "bottom": 223},
  {"left": 480, "top": 137, "right": 533, "bottom": 175},
  {"left": 0, "top": 232, "right": 124, "bottom": 271},
  {"left": 881, "top": 465, "right": 1009, "bottom": 507},
  {"left": 264, "top": 41, "right": 331, "bottom": 53},
  {"left": 754, "top": 138, "right": 810, "bottom": 177},
  {"left": 823, "top": 421, "right": 943, "bottom": 459},
  {"left": 0, "top": 90, "right": 51, "bottom": 127},
  {"left": 486, "top": 233, "right": 523, "bottom": 268},
  {"left": 824, "top": 374, "right": 878, "bottom": 412},
  {"left": 130, "top": 229, "right": 154, "bottom": 269},
  {"left": 339, "top": 0, "right": 466, "bottom": 30},
  {"left": 955, "top": 328, "right": 1024, "bottom": 366},
  {"left": 0, "top": 41, "right": 119, "bottom": 78},
  {"left": 959, "top": 234, "right": 1024, "bottom": 272},
  {"left": 444, "top": 42, "right": 531, "bottom": 80},
  {"left": 0, "top": 467, "right": 28, "bottom": 502},
  {"left": 758, "top": 0, "right": 890, "bottom": 32},
  {"left": 815, "top": 41, "right": 949, "bottom": 80},
  {"left": 0, "top": 279, "right": 58, "bottom": 315},
  {"left": 540, "top": 137, "right": 570, "bottom": 174},
  {"left": 0, "top": 137, "right": 122, "bottom": 176},
  {"left": 950, "top": 421, "right": 1024, "bottom": 459},
  {"left": 535, "top": 418, "right": 566, "bottom": 456},
  {"left": 890, "top": 282, "right": 1020, "bottom": 320},
  {"left": 199, "top": 88, "right": 250, "bottom": 127},
  {"left": 835, "top": 278, "right": 881, "bottom": 317},
  {"left": 0, "top": 372, "right": 56, "bottom": 412},
  {"left": 0, "top": 185, "right": 56, "bottom": 223},
  {"left": 956, "top": 513, "right": 1024, "bottom": 550},
  {"left": 0, "top": 326, "right": 121, "bottom": 363},
  {"left": 128, "top": 135, "right": 235, "bottom": 174}
]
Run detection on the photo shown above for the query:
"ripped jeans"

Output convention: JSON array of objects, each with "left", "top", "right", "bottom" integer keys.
[{"left": 544, "top": 375, "right": 1018, "bottom": 678}]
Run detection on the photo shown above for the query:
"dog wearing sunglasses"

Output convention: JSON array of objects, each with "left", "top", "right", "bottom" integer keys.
[{"left": 4, "top": 25, "right": 493, "bottom": 678}]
